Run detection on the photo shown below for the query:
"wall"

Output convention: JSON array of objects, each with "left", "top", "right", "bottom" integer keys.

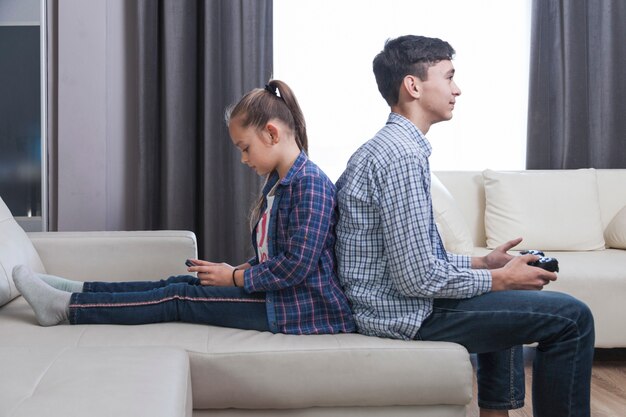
[{"left": 55, "top": 0, "right": 137, "bottom": 231}]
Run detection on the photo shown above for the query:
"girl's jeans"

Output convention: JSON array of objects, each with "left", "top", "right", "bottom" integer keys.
[
  {"left": 68, "top": 275, "right": 270, "bottom": 331},
  {"left": 416, "top": 290, "right": 594, "bottom": 417}
]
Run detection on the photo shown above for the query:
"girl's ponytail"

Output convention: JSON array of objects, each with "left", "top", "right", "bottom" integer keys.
[{"left": 266, "top": 80, "right": 308, "bottom": 153}]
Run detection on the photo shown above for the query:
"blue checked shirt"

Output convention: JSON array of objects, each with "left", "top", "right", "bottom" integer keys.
[
  {"left": 244, "top": 151, "right": 355, "bottom": 335},
  {"left": 336, "top": 113, "right": 492, "bottom": 340}
]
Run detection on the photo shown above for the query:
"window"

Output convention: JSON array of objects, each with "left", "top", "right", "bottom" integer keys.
[
  {"left": 0, "top": 0, "right": 46, "bottom": 231},
  {"left": 274, "top": 0, "right": 532, "bottom": 181}
]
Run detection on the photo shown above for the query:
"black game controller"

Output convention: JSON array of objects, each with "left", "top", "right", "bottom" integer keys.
[
  {"left": 528, "top": 257, "right": 559, "bottom": 272},
  {"left": 521, "top": 250, "right": 559, "bottom": 272}
]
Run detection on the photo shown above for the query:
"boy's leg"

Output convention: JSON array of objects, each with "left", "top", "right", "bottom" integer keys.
[
  {"left": 69, "top": 283, "right": 269, "bottom": 331},
  {"left": 476, "top": 346, "right": 525, "bottom": 410},
  {"left": 417, "top": 290, "right": 594, "bottom": 417}
]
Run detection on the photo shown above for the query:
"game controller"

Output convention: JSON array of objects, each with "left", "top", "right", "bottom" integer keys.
[{"left": 520, "top": 250, "right": 559, "bottom": 272}]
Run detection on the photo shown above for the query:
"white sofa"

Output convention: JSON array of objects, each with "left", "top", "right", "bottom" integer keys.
[
  {"left": 433, "top": 168, "right": 626, "bottom": 348},
  {"left": 0, "top": 196, "right": 473, "bottom": 417}
]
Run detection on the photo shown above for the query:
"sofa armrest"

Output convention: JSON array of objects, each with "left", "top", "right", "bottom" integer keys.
[{"left": 26, "top": 231, "right": 197, "bottom": 282}]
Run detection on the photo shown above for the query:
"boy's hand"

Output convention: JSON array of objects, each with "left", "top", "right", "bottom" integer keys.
[
  {"left": 490, "top": 254, "right": 558, "bottom": 291},
  {"left": 473, "top": 237, "right": 522, "bottom": 269}
]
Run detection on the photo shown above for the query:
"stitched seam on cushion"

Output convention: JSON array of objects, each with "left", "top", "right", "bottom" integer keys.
[{"left": 6, "top": 347, "right": 69, "bottom": 416}]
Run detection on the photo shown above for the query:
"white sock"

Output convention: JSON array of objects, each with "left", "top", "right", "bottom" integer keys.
[
  {"left": 13, "top": 265, "right": 71, "bottom": 327},
  {"left": 36, "top": 273, "right": 84, "bottom": 293}
]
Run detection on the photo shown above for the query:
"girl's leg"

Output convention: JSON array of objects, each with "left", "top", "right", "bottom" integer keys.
[
  {"left": 35, "top": 273, "right": 197, "bottom": 294},
  {"left": 36, "top": 273, "right": 84, "bottom": 293},
  {"left": 82, "top": 275, "right": 199, "bottom": 293},
  {"left": 69, "top": 283, "right": 270, "bottom": 331}
]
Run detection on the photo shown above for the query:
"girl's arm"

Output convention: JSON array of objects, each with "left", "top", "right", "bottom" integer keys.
[{"left": 244, "top": 174, "right": 334, "bottom": 292}]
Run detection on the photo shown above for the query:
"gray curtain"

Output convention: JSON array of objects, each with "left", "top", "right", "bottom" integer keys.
[
  {"left": 527, "top": 0, "right": 626, "bottom": 169},
  {"left": 135, "top": 0, "right": 272, "bottom": 263}
]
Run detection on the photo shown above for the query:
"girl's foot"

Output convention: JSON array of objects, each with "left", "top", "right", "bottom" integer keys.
[{"left": 13, "top": 265, "right": 71, "bottom": 326}]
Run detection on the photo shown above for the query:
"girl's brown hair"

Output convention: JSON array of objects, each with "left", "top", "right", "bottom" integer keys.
[{"left": 225, "top": 80, "right": 308, "bottom": 230}]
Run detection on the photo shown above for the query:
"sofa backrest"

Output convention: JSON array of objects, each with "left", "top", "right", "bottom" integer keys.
[
  {"left": 434, "top": 169, "right": 626, "bottom": 248},
  {"left": 0, "top": 196, "right": 46, "bottom": 306},
  {"left": 434, "top": 171, "right": 487, "bottom": 247}
]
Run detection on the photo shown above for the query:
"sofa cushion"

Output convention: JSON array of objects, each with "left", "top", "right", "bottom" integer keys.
[
  {"left": 0, "top": 196, "right": 46, "bottom": 306},
  {"left": 0, "top": 346, "right": 191, "bottom": 417},
  {"left": 604, "top": 205, "right": 626, "bottom": 249},
  {"left": 482, "top": 169, "right": 605, "bottom": 251},
  {"left": 0, "top": 298, "right": 473, "bottom": 410},
  {"left": 431, "top": 174, "right": 473, "bottom": 255}
]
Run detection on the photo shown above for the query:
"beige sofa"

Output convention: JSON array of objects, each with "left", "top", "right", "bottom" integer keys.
[
  {"left": 0, "top": 196, "right": 472, "bottom": 417},
  {"left": 433, "top": 168, "right": 626, "bottom": 348}
]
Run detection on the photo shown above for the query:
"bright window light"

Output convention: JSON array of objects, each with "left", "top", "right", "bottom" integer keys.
[{"left": 274, "top": 0, "right": 532, "bottom": 181}]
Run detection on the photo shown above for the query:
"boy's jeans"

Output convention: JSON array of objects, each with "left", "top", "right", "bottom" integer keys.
[
  {"left": 417, "top": 290, "right": 594, "bottom": 417},
  {"left": 69, "top": 275, "right": 270, "bottom": 331}
]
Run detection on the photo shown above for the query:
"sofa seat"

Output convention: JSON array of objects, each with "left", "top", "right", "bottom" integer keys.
[
  {"left": 0, "top": 296, "right": 472, "bottom": 414},
  {"left": 0, "top": 345, "right": 191, "bottom": 417}
]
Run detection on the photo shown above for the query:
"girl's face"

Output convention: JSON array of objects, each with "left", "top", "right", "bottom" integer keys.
[{"left": 229, "top": 118, "right": 278, "bottom": 176}]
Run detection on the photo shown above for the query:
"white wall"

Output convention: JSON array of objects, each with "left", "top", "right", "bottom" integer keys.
[
  {"left": 56, "top": 0, "right": 134, "bottom": 231},
  {"left": 274, "top": 0, "right": 532, "bottom": 181}
]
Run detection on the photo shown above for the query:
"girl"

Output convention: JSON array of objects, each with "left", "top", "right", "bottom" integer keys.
[{"left": 13, "top": 80, "right": 355, "bottom": 335}]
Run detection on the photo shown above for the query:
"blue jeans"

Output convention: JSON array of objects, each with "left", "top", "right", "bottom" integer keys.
[
  {"left": 68, "top": 275, "right": 270, "bottom": 331},
  {"left": 416, "top": 290, "right": 594, "bottom": 417}
]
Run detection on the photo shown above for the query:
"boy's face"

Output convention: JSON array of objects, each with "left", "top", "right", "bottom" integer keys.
[{"left": 417, "top": 60, "right": 461, "bottom": 125}]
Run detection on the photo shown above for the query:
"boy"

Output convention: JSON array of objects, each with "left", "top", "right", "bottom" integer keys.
[{"left": 335, "top": 35, "right": 594, "bottom": 417}]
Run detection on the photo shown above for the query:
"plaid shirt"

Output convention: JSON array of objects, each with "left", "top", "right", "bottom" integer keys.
[
  {"left": 244, "top": 151, "right": 355, "bottom": 335},
  {"left": 336, "top": 113, "right": 491, "bottom": 340}
]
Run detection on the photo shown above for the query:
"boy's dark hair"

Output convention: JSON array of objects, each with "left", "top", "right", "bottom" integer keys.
[{"left": 373, "top": 35, "right": 455, "bottom": 106}]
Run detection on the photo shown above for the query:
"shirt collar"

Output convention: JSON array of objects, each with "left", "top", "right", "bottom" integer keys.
[
  {"left": 263, "top": 150, "right": 308, "bottom": 193},
  {"left": 387, "top": 112, "right": 432, "bottom": 158}
]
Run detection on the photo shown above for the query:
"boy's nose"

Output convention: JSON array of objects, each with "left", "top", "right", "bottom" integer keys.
[{"left": 452, "top": 81, "right": 461, "bottom": 96}]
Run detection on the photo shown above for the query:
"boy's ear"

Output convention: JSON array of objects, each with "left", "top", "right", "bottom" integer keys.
[
  {"left": 402, "top": 75, "right": 421, "bottom": 99},
  {"left": 265, "top": 122, "right": 280, "bottom": 143}
]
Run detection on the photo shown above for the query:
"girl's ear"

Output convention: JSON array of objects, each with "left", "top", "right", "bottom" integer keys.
[{"left": 266, "top": 122, "right": 280, "bottom": 144}]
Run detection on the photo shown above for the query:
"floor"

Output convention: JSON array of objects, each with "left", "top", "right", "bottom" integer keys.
[{"left": 466, "top": 348, "right": 626, "bottom": 417}]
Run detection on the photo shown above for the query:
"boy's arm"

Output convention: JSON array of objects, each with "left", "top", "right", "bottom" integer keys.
[{"left": 380, "top": 156, "right": 491, "bottom": 298}]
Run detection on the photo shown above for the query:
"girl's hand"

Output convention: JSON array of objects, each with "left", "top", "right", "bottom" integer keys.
[{"left": 186, "top": 259, "right": 235, "bottom": 286}]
